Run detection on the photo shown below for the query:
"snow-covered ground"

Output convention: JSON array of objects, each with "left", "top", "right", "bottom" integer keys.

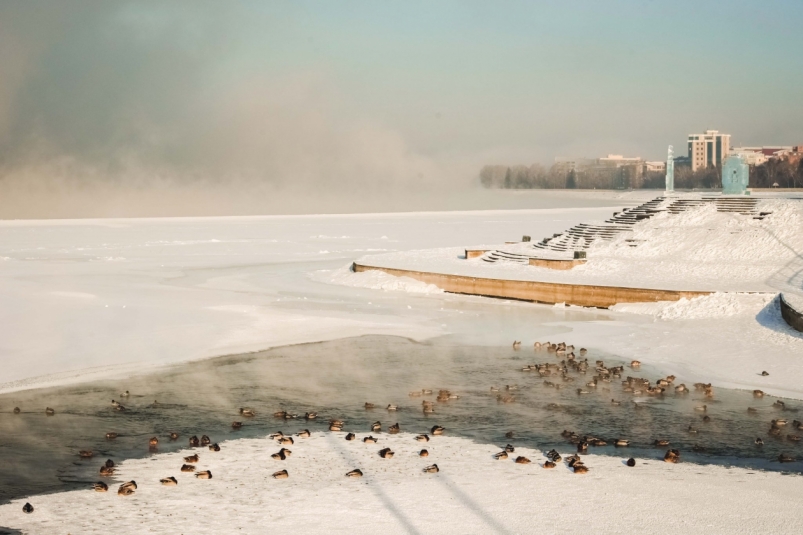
[
  {"left": 3, "top": 432, "right": 802, "bottom": 534},
  {"left": 356, "top": 195, "right": 803, "bottom": 293}
]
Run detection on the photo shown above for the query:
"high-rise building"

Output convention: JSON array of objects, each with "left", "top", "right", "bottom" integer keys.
[{"left": 688, "top": 130, "right": 730, "bottom": 171}]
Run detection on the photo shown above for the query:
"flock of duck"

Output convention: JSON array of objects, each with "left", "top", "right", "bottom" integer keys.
[{"left": 12, "top": 339, "right": 800, "bottom": 515}]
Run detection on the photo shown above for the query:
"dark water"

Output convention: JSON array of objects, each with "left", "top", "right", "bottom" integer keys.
[{"left": 0, "top": 335, "right": 800, "bottom": 506}]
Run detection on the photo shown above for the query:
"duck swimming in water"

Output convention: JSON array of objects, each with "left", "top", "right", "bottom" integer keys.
[
  {"left": 664, "top": 449, "right": 680, "bottom": 463},
  {"left": 196, "top": 470, "right": 212, "bottom": 479},
  {"left": 305, "top": 411, "right": 318, "bottom": 420},
  {"left": 386, "top": 404, "right": 397, "bottom": 411},
  {"left": 329, "top": 423, "right": 343, "bottom": 432},
  {"left": 371, "top": 421, "right": 381, "bottom": 432},
  {"left": 614, "top": 439, "right": 630, "bottom": 447},
  {"left": 45, "top": 407, "right": 55, "bottom": 416},
  {"left": 160, "top": 476, "right": 178, "bottom": 486},
  {"left": 201, "top": 435, "right": 211, "bottom": 446},
  {"left": 105, "top": 459, "right": 115, "bottom": 468},
  {"left": 169, "top": 432, "right": 179, "bottom": 440},
  {"left": 93, "top": 481, "right": 109, "bottom": 492},
  {"left": 778, "top": 453, "right": 794, "bottom": 463},
  {"left": 695, "top": 405, "right": 707, "bottom": 412},
  {"left": 378, "top": 448, "right": 394, "bottom": 459},
  {"left": 654, "top": 439, "right": 670, "bottom": 447},
  {"left": 423, "top": 464, "right": 439, "bottom": 473},
  {"left": 189, "top": 436, "right": 200, "bottom": 447},
  {"left": 239, "top": 408, "right": 256, "bottom": 417},
  {"left": 149, "top": 437, "right": 159, "bottom": 447},
  {"left": 365, "top": 402, "right": 375, "bottom": 410},
  {"left": 755, "top": 437, "right": 764, "bottom": 446},
  {"left": 79, "top": 450, "right": 94, "bottom": 458},
  {"left": 106, "top": 432, "right": 118, "bottom": 440},
  {"left": 13, "top": 407, "right": 21, "bottom": 414},
  {"left": 346, "top": 469, "right": 363, "bottom": 478},
  {"left": 99, "top": 466, "right": 115, "bottom": 476},
  {"left": 431, "top": 425, "right": 445, "bottom": 435}
]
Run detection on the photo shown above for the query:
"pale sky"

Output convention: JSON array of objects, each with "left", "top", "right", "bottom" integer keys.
[{"left": 1, "top": 0, "right": 802, "bottom": 214}]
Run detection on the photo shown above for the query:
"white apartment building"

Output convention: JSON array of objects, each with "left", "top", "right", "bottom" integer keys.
[{"left": 688, "top": 130, "right": 731, "bottom": 171}]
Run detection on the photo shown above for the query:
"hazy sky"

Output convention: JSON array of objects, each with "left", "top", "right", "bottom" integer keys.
[{"left": 1, "top": 0, "right": 802, "bottom": 216}]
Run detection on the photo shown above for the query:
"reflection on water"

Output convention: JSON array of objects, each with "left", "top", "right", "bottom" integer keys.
[{"left": 0, "top": 335, "right": 800, "bottom": 504}]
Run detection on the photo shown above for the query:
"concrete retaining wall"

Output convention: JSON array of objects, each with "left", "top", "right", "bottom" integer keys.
[
  {"left": 780, "top": 293, "right": 803, "bottom": 333},
  {"left": 529, "top": 258, "right": 586, "bottom": 270},
  {"left": 353, "top": 262, "right": 710, "bottom": 308}
]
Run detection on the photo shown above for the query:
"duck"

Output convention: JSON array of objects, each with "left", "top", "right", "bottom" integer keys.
[
  {"left": 201, "top": 435, "right": 211, "bottom": 446},
  {"left": 111, "top": 400, "right": 121, "bottom": 408},
  {"left": 778, "top": 453, "right": 795, "bottom": 463},
  {"left": 630, "top": 360, "right": 641, "bottom": 368},
  {"left": 422, "top": 389, "right": 433, "bottom": 395},
  {"left": 423, "top": 464, "right": 439, "bottom": 473},
  {"left": 675, "top": 384, "right": 688, "bottom": 393},
  {"left": 271, "top": 450, "right": 288, "bottom": 461},
  {"left": 415, "top": 434, "right": 430, "bottom": 442},
  {"left": 239, "top": 408, "right": 256, "bottom": 417},
  {"left": 329, "top": 423, "right": 343, "bottom": 432},
  {"left": 209, "top": 443, "right": 221, "bottom": 451},
  {"left": 45, "top": 407, "right": 55, "bottom": 416},
  {"left": 386, "top": 404, "right": 398, "bottom": 411},
  {"left": 160, "top": 476, "right": 178, "bottom": 486},
  {"left": 365, "top": 402, "right": 376, "bottom": 410},
  {"left": 346, "top": 469, "right": 363, "bottom": 478},
  {"left": 755, "top": 437, "right": 764, "bottom": 446},
  {"left": 788, "top": 435, "right": 801, "bottom": 442},
  {"left": 273, "top": 411, "right": 286, "bottom": 419},
  {"left": 409, "top": 391, "right": 422, "bottom": 397},
  {"left": 431, "top": 425, "right": 445, "bottom": 435},
  {"left": 231, "top": 421, "right": 243, "bottom": 430},
  {"left": 546, "top": 449, "right": 561, "bottom": 462},
  {"left": 272, "top": 469, "right": 289, "bottom": 479},
  {"left": 694, "top": 405, "right": 707, "bottom": 412},
  {"left": 577, "top": 441, "right": 589, "bottom": 453},
  {"left": 512, "top": 341, "right": 522, "bottom": 349},
  {"left": 611, "top": 399, "right": 621, "bottom": 406},
  {"left": 687, "top": 426, "right": 698, "bottom": 434},
  {"left": 105, "top": 432, "right": 118, "bottom": 440},
  {"left": 419, "top": 449, "right": 429, "bottom": 457},
  {"left": 772, "top": 419, "right": 788, "bottom": 426},
  {"left": 23, "top": 502, "right": 34, "bottom": 513},
  {"left": 702, "top": 415, "right": 711, "bottom": 423},
  {"left": 614, "top": 439, "right": 630, "bottom": 447},
  {"left": 378, "top": 448, "right": 395, "bottom": 459},
  {"left": 189, "top": 436, "right": 200, "bottom": 447},
  {"left": 345, "top": 432, "right": 356, "bottom": 441},
  {"left": 120, "top": 390, "right": 130, "bottom": 398},
  {"left": 626, "top": 458, "right": 636, "bottom": 467},
  {"left": 663, "top": 449, "right": 680, "bottom": 463},
  {"left": 305, "top": 412, "right": 318, "bottom": 420},
  {"left": 761, "top": 371, "right": 769, "bottom": 376},
  {"left": 93, "top": 481, "right": 109, "bottom": 492},
  {"left": 371, "top": 421, "right": 382, "bottom": 432},
  {"left": 278, "top": 436, "right": 294, "bottom": 446},
  {"left": 753, "top": 390, "right": 765, "bottom": 398},
  {"left": 169, "top": 432, "right": 180, "bottom": 440},
  {"left": 573, "top": 464, "right": 589, "bottom": 474},
  {"left": 184, "top": 454, "right": 199, "bottom": 463},
  {"left": 13, "top": 407, "right": 21, "bottom": 414},
  {"left": 149, "top": 437, "right": 159, "bottom": 447},
  {"left": 180, "top": 464, "right": 196, "bottom": 472},
  {"left": 773, "top": 400, "right": 786, "bottom": 409},
  {"left": 99, "top": 466, "right": 115, "bottom": 476},
  {"left": 297, "top": 429, "right": 311, "bottom": 438},
  {"left": 105, "top": 459, "right": 115, "bottom": 468},
  {"left": 747, "top": 407, "right": 759, "bottom": 414},
  {"left": 504, "top": 444, "right": 515, "bottom": 453},
  {"left": 654, "top": 439, "right": 670, "bottom": 447},
  {"left": 79, "top": 450, "right": 94, "bottom": 458},
  {"left": 505, "top": 431, "right": 515, "bottom": 439},
  {"left": 363, "top": 435, "right": 378, "bottom": 443},
  {"left": 534, "top": 341, "right": 542, "bottom": 349},
  {"left": 514, "top": 456, "right": 531, "bottom": 464},
  {"left": 493, "top": 451, "right": 509, "bottom": 460},
  {"left": 196, "top": 470, "right": 212, "bottom": 479},
  {"left": 118, "top": 481, "right": 137, "bottom": 495},
  {"left": 543, "top": 460, "right": 556, "bottom": 469},
  {"left": 389, "top": 423, "right": 400, "bottom": 434}
]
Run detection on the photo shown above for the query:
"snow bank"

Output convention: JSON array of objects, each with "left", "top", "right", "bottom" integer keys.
[
  {"left": 612, "top": 292, "right": 775, "bottom": 320},
  {"left": 311, "top": 266, "right": 444, "bottom": 295},
  {"left": 3, "top": 432, "right": 802, "bottom": 534}
]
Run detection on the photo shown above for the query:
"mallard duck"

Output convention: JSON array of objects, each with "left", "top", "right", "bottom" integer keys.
[
  {"left": 504, "top": 444, "right": 515, "bottom": 453},
  {"left": 305, "top": 412, "right": 318, "bottom": 420},
  {"left": 240, "top": 408, "right": 257, "bottom": 417},
  {"left": 788, "top": 434, "right": 801, "bottom": 442},
  {"left": 209, "top": 443, "right": 221, "bottom": 451},
  {"left": 663, "top": 449, "right": 680, "bottom": 463},
  {"left": 93, "top": 481, "right": 109, "bottom": 492},
  {"left": 415, "top": 434, "right": 430, "bottom": 442},
  {"left": 747, "top": 407, "right": 759, "bottom": 414},
  {"left": 231, "top": 421, "right": 243, "bottom": 430},
  {"left": 22, "top": 502, "right": 34, "bottom": 513},
  {"left": 654, "top": 439, "right": 670, "bottom": 447},
  {"left": 79, "top": 450, "right": 94, "bottom": 458},
  {"left": 378, "top": 448, "right": 394, "bottom": 459},
  {"left": 201, "top": 435, "right": 211, "bottom": 446},
  {"left": 431, "top": 425, "right": 445, "bottom": 436},
  {"left": 184, "top": 454, "right": 199, "bottom": 463},
  {"left": 169, "top": 432, "right": 179, "bottom": 440},
  {"left": 630, "top": 360, "right": 641, "bottom": 368},
  {"left": 493, "top": 451, "right": 508, "bottom": 460},
  {"left": 149, "top": 437, "right": 159, "bottom": 446},
  {"left": 105, "top": 432, "right": 118, "bottom": 440},
  {"left": 611, "top": 399, "right": 621, "bottom": 406},
  {"left": 13, "top": 407, "right": 21, "bottom": 414},
  {"left": 409, "top": 391, "right": 422, "bottom": 397},
  {"left": 195, "top": 470, "right": 212, "bottom": 479},
  {"left": 371, "top": 421, "right": 381, "bottom": 432},
  {"left": 189, "top": 436, "right": 200, "bottom": 447},
  {"left": 99, "top": 466, "right": 115, "bottom": 476},
  {"left": 180, "top": 464, "right": 196, "bottom": 472},
  {"left": 297, "top": 429, "right": 310, "bottom": 438},
  {"left": 778, "top": 453, "right": 794, "bottom": 463},
  {"left": 363, "top": 435, "right": 377, "bottom": 443},
  {"left": 120, "top": 390, "right": 130, "bottom": 397},
  {"left": 419, "top": 449, "right": 429, "bottom": 457},
  {"left": 278, "top": 436, "right": 294, "bottom": 446},
  {"left": 755, "top": 437, "right": 764, "bottom": 446},
  {"left": 774, "top": 400, "right": 786, "bottom": 409},
  {"left": 423, "top": 464, "right": 439, "bottom": 473},
  {"left": 773, "top": 419, "right": 788, "bottom": 426},
  {"left": 345, "top": 432, "right": 356, "bottom": 441},
  {"left": 365, "top": 402, "right": 375, "bottom": 410},
  {"left": 614, "top": 439, "right": 630, "bottom": 447},
  {"left": 389, "top": 423, "right": 400, "bottom": 434},
  {"left": 761, "top": 371, "right": 769, "bottom": 376},
  {"left": 346, "top": 469, "right": 363, "bottom": 478},
  {"left": 543, "top": 461, "right": 556, "bottom": 469},
  {"left": 386, "top": 404, "right": 397, "bottom": 411},
  {"left": 573, "top": 464, "right": 589, "bottom": 474},
  {"left": 505, "top": 431, "right": 515, "bottom": 439},
  {"left": 45, "top": 407, "right": 55, "bottom": 416},
  {"left": 514, "top": 456, "right": 531, "bottom": 464},
  {"left": 105, "top": 459, "right": 115, "bottom": 468},
  {"left": 422, "top": 389, "right": 433, "bottom": 395},
  {"left": 512, "top": 341, "right": 521, "bottom": 349},
  {"left": 272, "top": 469, "right": 289, "bottom": 479},
  {"left": 272, "top": 450, "right": 287, "bottom": 460},
  {"left": 160, "top": 476, "right": 178, "bottom": 486},
  {"left": 329, "top": 423, "right": 343, "bottom": 432},
  {"left": 118, "top": 481, "right": 136, "bottom": 495}
]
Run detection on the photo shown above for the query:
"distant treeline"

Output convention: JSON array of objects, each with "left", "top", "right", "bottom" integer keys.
[{"left": 481, "top": 159, "right": 803, "bottom": 190}]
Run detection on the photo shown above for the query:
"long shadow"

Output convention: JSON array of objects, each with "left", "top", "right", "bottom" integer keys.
[
  {"left": 433, "top": 472, "right": 514, "bottom": 535},
  {"left": 755, "top": 295, "right": 803, "bottom": 339},
  {"left": 324, "top": 433, "right": 422, "bottom": 535},
  {"left": 0, "top": 527, "right": 23, "bottom": 535}
]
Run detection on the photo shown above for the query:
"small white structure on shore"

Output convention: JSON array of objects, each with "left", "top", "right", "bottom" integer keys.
[
  {"left": 722, "top": 154, "right": 749, "bottom": 195},
  {"left": 665, "top": 145, "right": 674, "bottom": 192}
]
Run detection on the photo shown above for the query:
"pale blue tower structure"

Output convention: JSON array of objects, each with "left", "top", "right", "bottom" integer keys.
[
  {"left": 665, "top": 145, "right": 674, "bottom": 192},
  {"left": 722, "top": 154, "right": 749, "bottom": 195}
]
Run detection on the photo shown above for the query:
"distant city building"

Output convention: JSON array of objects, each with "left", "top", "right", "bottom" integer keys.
[
  {"left": 729, "top": 146, "right": 801, "bottom": 166},
  {"left": 688, "top": 130, "right": 731, "bottom": 171},
  {"left": 645, "top": 161, "right": 666, "bottom": 173},
  {"left": 553, "top": 154, "right": 645, "bottom": 189}
]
